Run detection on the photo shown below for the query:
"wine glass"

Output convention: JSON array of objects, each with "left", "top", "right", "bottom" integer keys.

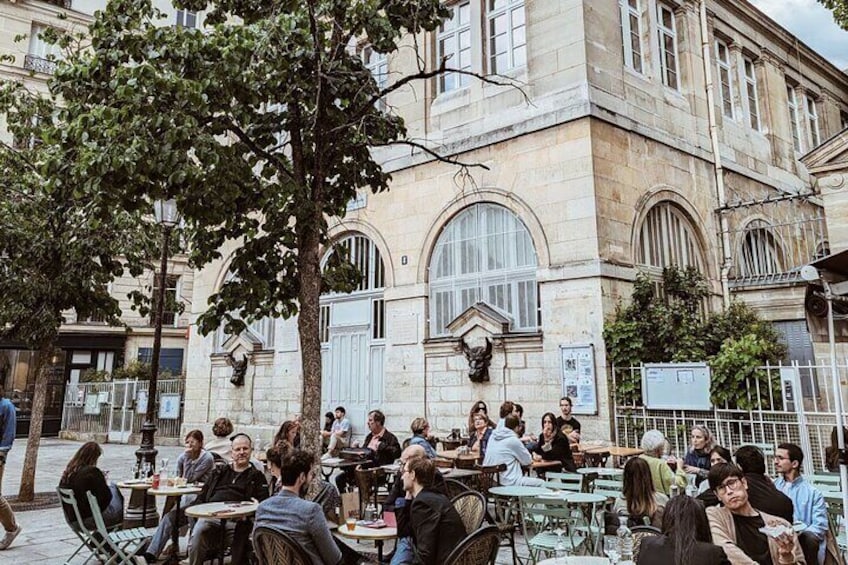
[{"left": 603, "top": 535, "right": 621, "bottom": 564}]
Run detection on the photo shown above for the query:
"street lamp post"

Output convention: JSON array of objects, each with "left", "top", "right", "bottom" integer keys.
[{"left": 135, "top": 198, "right": 181, "bottom": 474}]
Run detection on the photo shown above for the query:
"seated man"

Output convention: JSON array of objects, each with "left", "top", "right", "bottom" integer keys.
[
  {"left": 483, "top": 415, "right": 545, "bottom": 487},
  {"left": 706, "top": 463, "right": 805, "bottom": 564},
  {"left": 404, "top": 457, "right": 466, "bottom": 565},
  {"left": 554, "top": 396, "right": 581, "bottom": 443},
  {"left": 774, "top": 443, "right": 828, "bottom": 565},
  {"left": 254, "top": 448, "right": 359, "bottom": 565},
  {"left": 187, "top": 433, "right": 269, "bottom": 565},
  {"left": 335, "top": 409, "right": 400, "bottom": 493},
  {"left": 322, "top": 406, "right": 351, "bottom": 458},
  {"left": 734, "top": 445, "right": 795, "bottom": 523},
  {"left": 496, "top": 401, "right": 515, "bottom": 429}
]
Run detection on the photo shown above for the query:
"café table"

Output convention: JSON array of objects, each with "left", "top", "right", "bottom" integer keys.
[
  {"left": 537, "top": 557, "right": 610, "bottom": 565},
  {"left": 442, "top": 468, "right": 481, "bottom": 481},
  {"left": 185, "top": 501, "right": 259, "bottom": 565},
  {"left": 319, "top": 457, "right": 366, "bottom": 481},
  {"left": 489, "top": 485, "right": 552, "bottom": 564},
  {"left": 148, "top": 483, "right": 203, "bottom": 563},
  {"left": 334, "top": 522, "right": 398, "bottom": 562},
  {"left": 579, "top": 444, "right": 644, "bottom": 468},
  {"left": 117, "top": 478, "right": 155, "bottom": 526}
]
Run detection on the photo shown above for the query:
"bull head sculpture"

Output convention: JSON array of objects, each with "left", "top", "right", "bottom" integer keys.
[
  {"left": 225, "top": 352, "right": 249, "bottom": 387},
  {"left": 461, "top": 338, "right": 493, "bottom": 383}
]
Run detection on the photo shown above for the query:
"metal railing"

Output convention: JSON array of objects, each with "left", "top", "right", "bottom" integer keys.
[
  {"left": 61, "top": 378, "right": 184, "bottom": 442},
  {"left": 612, "top": 362, "right": 847, "bottom": 473},
  {"left": 23, "top": 55, "right": 57, "bottom": 75}
]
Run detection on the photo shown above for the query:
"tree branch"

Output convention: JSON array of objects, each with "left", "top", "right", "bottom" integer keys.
[{"left": 376, "top": 139, "right": 490, "bottom": 170}]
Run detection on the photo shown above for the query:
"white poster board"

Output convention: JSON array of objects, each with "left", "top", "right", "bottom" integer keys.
[
  {"left": 83, "top": 393, "right": 100, "bottom": 415},
  {"left": 642, "top": 363, "right": 712, "bottom": 410},
  {"left": 158, "top": 393, "right": 181, "bottom": 420},
  {"left": 135, "top": 390, "right": 148, "bottom": 414},
  {"left": 560, "top": 344, "right": 597, "bottom": 415}
]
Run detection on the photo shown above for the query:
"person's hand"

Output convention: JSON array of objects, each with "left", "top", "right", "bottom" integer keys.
[
  {"left": 683, "top": 464, "right": 699, "bottom": 474},
  {"left": 532, "top": 454, "right": 542, "bottom": 462},
  {"left": 568, "top": 431, "right": 580, "bottom": 442},
  {"left": 775, "top": 531, "right": 795, "bottom": 556}
]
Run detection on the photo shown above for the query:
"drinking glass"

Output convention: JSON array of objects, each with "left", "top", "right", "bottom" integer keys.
[
  {"left": 553, "top": 527, "right": 567, "bottom": 563},
  {"left": 603, "top": 535, "right": 621, "bottom": 564}
]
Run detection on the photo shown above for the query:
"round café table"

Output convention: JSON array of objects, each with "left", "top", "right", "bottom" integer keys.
[
  {"left": 185, "top": 501, "right": 258, "bottom": 565},
  {"left": 334, "top": 523, "right": 398, "bottom": 562},
  {"left": 537, "top": 557, "right": 611, "bottom": 564},
  {"left": 489, "top": 486, "right": 552, "bottom": 563},
  {"left": 117, "top": 479, "right": 156, "bottom": 526},
  {"left": 149, "top": 484, "right": 203, "bottom": 563}
]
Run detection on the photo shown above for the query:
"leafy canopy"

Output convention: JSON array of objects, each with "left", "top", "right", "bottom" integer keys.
[{"left": 818, "top": 0, "right": 848, "bottom": 30}]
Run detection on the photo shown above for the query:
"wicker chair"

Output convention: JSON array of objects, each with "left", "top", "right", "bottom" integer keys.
[
  {"left": 451, "top": 490, "right": 487, "bottom": 534},
  {"left": 630, "top": 525, "right": 662, "bottom": 562},
  {"left": 444, "top": 478, "right": 471, "bottom": 499},
  {"left": 444, "top": 525, "right": 501, "bottom": 565},
  {"left": 253, "top": 527, "right": 312, "bottom": 565},
  {"left": 472, "top": 463, "right": 505, "bottom": 498},
  {"left": 354, "top": 467, "right": 390, "bottom": 517}
]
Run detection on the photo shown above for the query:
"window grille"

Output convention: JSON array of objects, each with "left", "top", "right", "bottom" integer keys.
[
  {"left": 437, "top": 2, "right": 471, "bottom": 92},
  {"left": 25, "top": 24, "right": 61, "bottom": 74},
  {"left": 429, "top": 203, "right": 538, "bottom": 336},
  {"left": 636, "top": 202, "right": 704, "bottom": 272},
  {"left": 657, "top": 4, "right": 678, "bottom": 90},
  {"left": 806, "top": 96, "right": 820, "bottom": 148},
  {"left": 619, "top": 0, "right": 643, "bottom": 73},
  {"left": 487, "top": 0, "right": 526, "bottom": 74},
  {"left": 744, "top": 59, "right": 760, "bottom": 130},
  {"left": 738, "top": 220, "right": 783, "bottom": 277},
  {"left": 323, "top": 234, "right": 386, "bottom": 294},
  {"left": 715, "top": 40, "right": 734, "bottom": 119},
  {"left": 787, "top": 86, "right": 802, "bottom": 152}
]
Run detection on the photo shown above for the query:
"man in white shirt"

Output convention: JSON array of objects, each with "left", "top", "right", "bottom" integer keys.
[{"left": 321, "top": 406, "right": 351, "bottom": 457}]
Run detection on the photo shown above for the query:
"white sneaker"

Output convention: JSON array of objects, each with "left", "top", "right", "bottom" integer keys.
[{"left": 0, "top": 525, "right": 21, "bottom": 550}]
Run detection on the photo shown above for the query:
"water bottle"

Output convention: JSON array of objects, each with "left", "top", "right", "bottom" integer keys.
[
  {"left": 670, "top": 483, "right": 679, "bottom": 498},
  {"left": 554, "top": 529, "right": 567, "bottom": 561},
  {"left": 685, "top": 474, "right": 698, "bottom": 497},
  {"left": 617, "top": 515, "right": 634, "bottom": 564}
]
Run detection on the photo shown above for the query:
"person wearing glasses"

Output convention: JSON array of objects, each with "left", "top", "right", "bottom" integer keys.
[
  {"left": 774, "top": 443, "right": 828, "bottom": 565},
  {"left": 706, "top": 463, "right": 805, "bottom": 564}
]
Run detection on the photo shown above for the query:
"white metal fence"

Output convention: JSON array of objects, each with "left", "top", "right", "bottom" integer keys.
[
  {"left": 61, "top": 378, "right": 184, "bottom": 442},
  {"left": 612, "top": 362, "right": 847, "bottom": 473}
]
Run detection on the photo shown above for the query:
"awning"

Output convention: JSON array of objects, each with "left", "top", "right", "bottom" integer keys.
[{"left": 811, "top": 249, "right": 848, "bottom": 279}]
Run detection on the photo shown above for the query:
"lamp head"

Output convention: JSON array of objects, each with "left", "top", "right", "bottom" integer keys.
[
  {"left": 153, "top": 199, "right": 180, "bottom": 228},
  {"left": 800, "top": 265, "right": 820, "bottom": 282}
]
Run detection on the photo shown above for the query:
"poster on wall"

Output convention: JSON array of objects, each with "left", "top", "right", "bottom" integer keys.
[
  {"left": 135, "top": 390, "right": 148, "bottom": 414},
  {"left": 83, "top": 393, "right": 100, "bottom": 415},
  {"left": 559, "top": 344, "right": 597, "bottom": 415},
  {"left": 158, "top": 393, "right": 181, "bottom": 420}
]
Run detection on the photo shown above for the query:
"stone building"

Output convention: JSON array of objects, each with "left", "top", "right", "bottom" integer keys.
[{"left": 181, "top": 0, "right": 848, "bottom": 442}]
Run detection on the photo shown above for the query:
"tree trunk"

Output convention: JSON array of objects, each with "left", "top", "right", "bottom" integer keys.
[
  {"left": 18, "top": 342, "right": 55, "bottom": 501},
  {"left": 297, "top": 224, "right": 323, "bottom": 457}
]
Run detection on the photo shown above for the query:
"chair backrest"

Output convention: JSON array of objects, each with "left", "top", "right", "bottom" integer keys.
[
  {"left": 545, "top": 472, "right": 582, "bottom": 492},
  {"left": 473, "top": 464, "right": 505, "bottom": 497},
  {"left": 253, "top": 527, "right": 313, "bottom": 565},
  {"left": 57, "top": 487, "right": 89, "bottom": 533},
  {"left": 85, "top": 491, "right": 112, "bottom": 536},
  {"left": 630, "top": 525, "right": 662, "bottom": 562},
  {"left": 451, "top": 490, "right": 487, "bottom": 534},
  {"left": 444, "top": 524, "right": 501, "bottom": 565},
  {"left": 808, "top": 474, "right": 842, "bottom": 492},
  {"left": 444, "top": 478, "right": 472, "bottom": 500},
  {"left": 592, "top": 478, "right": 623, "bottom": 500}
]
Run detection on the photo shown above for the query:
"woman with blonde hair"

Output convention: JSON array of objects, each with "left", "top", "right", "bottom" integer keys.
[
  {"left": 683, "top": 425, "right": 715, "bottom": 485},
  {"left": 409, "top": 418, "right": 437, "bottom": 459}
]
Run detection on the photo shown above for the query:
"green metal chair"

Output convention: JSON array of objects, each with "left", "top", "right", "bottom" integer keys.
[
  {"left": 521, "top": 494, "right": 587, "bottom": 563},
  {"left": 808, "top": 473, "right": 841, "bottom": 492},
  {"left": 544, "top": 472, "right": 582, "bottom": 492}
]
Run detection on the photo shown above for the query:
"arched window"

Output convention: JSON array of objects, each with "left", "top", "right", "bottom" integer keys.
[
  {"left": 214, "top": 270, "right": 275, "bottom": 351},
  {"left": 738, "top": 220, "right": 783, "bottom": 277},
  {"left": 429, "top": 203, "right": 538, "bottom": 336},
  {"left": 636, "top": 202, "right": 705, "bottom": 272}
]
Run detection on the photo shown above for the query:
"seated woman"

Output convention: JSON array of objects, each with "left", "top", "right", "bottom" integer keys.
[
  {"left": 273, "top": 420, "right": 301, "bottom": 451},
  {"left": 466, "top": 413, "right": 493, "bottom": 459},
  {"left": 532, "top": 412, "right": 576, "bottom": 473},
  {"left": 205, "top": 417, "right": 234, "bottom": 462},
  {"left": 409, "top": 418, "right": 438, "bottom": 459},
  {"left": 683, "top": 425, "right": 715, "bottom": 486},
  {"left": 466, "top": 400, "right": 495, "bottom": 436},
  {"left": 696, "top": 445, "right": 732, "bottom": 497},
  {"left": 638, "top": 429, "right": 687, "bottom": 496},
  {"left": 59, "top": 441, "right": 123, "bottom": 529},
  {"left": 637, "top": 495, "right": 730, "bottom": 565},
  {"left": 611, "top": 457, "right": 668, "bottom": 529}
]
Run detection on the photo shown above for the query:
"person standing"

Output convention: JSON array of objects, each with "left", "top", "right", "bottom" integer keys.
[
  {"left": 774, "top": 443, "right": 828, "bottom": 565},
  {"left": 0, "top": 383, "right": 19, "bottom": 550},
  {"left": 554, "top": 396, "right": 581, "bottom": 443}
]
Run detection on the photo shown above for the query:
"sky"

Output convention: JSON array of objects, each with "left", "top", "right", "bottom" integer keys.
[{"left": 751, "top": 0, "right": 848, "bottom": 70}]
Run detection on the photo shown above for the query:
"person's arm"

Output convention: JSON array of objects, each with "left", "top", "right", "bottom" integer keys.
[
  {"left": 706, "top": 507, "right": 759, "bottom": 565},
  {"left": 308, "top": 504, "right": 342, "bottom": 565},
  {"left": 250, "top": 468, "right": 270, "bottom": 501},
  {"left": 190, "top": 452, "right": 215, "bottom": 484},
  {"left": 807, "top": 489, "right": 829, "bottom": 539},
  {"left": 338, "top": 419, "right": 350, "bottom": 438},
  {"left": 176, "top": 453, "right": 186, "bottom": 478},
  {"left": 84, "top": 467, "right": 113, "bottom": 511},
  {"left": 411, "top": 497, "right": 441, "bottom": 565},
  {"left": 511, "top": 438, "right": 532, "bottom": 466}
]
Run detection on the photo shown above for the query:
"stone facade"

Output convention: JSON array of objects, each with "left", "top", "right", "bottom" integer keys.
[{"left": 183, "top": 0, "right": 848, "bottom": 444}]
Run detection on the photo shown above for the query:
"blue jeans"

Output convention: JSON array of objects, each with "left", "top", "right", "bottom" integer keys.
[{"left": 389, "top": 536, "right": 415, "bottom": 565}]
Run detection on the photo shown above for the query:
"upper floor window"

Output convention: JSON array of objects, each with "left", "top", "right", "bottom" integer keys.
[
  {"left": 806, "top": 96, "right": 820, "bottom": 148},
  {"left": 738, "top": 220, "right": 782, "bottom": 277},
  {"left": 362, "top": 45, "right": 388, "bottom": 91},
  {"left": 487, "top": 0, "right": 526, "bottom": 74},
  {"left": 787, "top": 86, "right": 802, "bottom": 152},
  {"left": 715, "top": 40, "right": 734, "bottom": 119},
  {"left": 176, "top": 9, "right": 197, "bottom": 28},
  {"left": 25, "top": 24, "right": 61, "bottom": 74},
  {"left": 429, "top": 203, "right": 538, "bottom": 336},
  {"left": 657, "top": 3, "right": 678, "bottom": 90},
  {"left": 151, "top": 274, "right": 179, "bottom": 327},
  {"left": 214, "top": 270, "right": 274, "bottom": 351},
  {"left": 437, "top": 1, "right": 472, "bottom": 93},
  {"left": 619, "top": 0, "right": 643, "bottom": 73},
  {"left": 636, "top": 202, "right": 705, "bottom": 273},
  {"left": 744, "top": 59, "right": 760, "bottom": 131}
]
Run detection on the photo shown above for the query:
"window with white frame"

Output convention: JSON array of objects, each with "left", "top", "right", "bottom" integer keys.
[
  {"left": 176, "top": 9, "right": 197, "bottom": 28},
  {"left": 151, "top": 274, "right": 180, "bottom": 327},
  {"left": 636, "top": 202, "right": 705, "bottom": 273},
  {"left": 429, "top": 203, "right": 538, "bottom": 336},
  {"left": 25, "top": 24, "right": 62, "bottom": 73},
  {"left": 362, "top": 45, "right": 388, "bottom": 91},
  {"left": 738, "top": 220, "right": 782, "bottom": 277},
  {"left": 657, "top": 3, "right": 678, "bottom": 90},
  {"left": 806, "top": 96, "right": 820, "bottom": 148},
  {"left": 619, "top": 0, "right": 643, "bottom": 73},
  {"left": 487, "top": 0, "right": 526, "bottom": 74},
  {"left": 744, "top": 59, "right": 760, "bottom": 130},
  {"left": 437, "top": 1, "right": 472, "bottom": 93},
  {"left": 214, "top": 271, "right": 275, "bottom": 351},
  {"left": 787, "top": 86, "right": 802, "bottom": 152},
  {"left": 715, "top": 40, "right": 734, "bottom": 119}
]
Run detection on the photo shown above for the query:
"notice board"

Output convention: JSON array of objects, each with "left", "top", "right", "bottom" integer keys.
[
  {"left": 642, "top": 363, "right": 712, "bottom": 410},
  {"left": 560, "top": 344, "right": 597, "bottom": 415}
]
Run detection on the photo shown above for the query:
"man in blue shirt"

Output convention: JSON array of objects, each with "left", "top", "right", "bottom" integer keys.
[
  {"left": 0, "top": 382, "right": 20, "bottom": 550},
  {"left": 774, "top": 442, "right": 828, "bottom": 565}
]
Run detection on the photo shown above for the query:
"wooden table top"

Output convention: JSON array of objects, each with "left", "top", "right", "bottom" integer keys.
[
  {"left": 185, "top": 501, "right": 258, "bottom": 519},
  {"left": 439, "top": 449, "right": 480, "bottom": 460},
  {"left": 578, "top": 445, "right": 644, "bottom": 457},
  {"left": 442, "top": 468, "right": 481, "bottom": 479}
]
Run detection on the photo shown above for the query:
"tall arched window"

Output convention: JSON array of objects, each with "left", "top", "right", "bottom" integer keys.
[
  {"left": 636, "top": 201, "right": 705, "bottom": 273},
  {"left": 738, "top": 220, "right": 783, "bottom": 277},
  {"left": 429, "top": 203, "right": 538, "bottom": 336}
]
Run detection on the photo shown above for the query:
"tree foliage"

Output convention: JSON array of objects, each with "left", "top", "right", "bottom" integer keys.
[
  {"left": 819, "top": 0, "right": 848, "bottom": 30},
  {"left": 603, "top": 268, "right": 786, "bottom": 408}
]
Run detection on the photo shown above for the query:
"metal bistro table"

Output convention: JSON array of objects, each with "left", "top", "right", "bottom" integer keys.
[
  {"left": 149, "top": 483, "right": 203, "bottom": 563},
  {"left": 320, "top": 457, "right": 367, "bottom": 481},
  {"left": 334, "top": 523, "right": 398, "bottom": 563},
  {"left": 185, "top": 501, "right": 258, "bottom": 565},
  {"left": 489, "top": 485, "right": 552, "bottom": 564},
  {"left": 117, "top": 478, "right": 156, "bottom": 527}
]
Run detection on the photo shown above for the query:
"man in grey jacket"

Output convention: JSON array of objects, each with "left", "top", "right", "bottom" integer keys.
[{"left": 482, "top": 415, "right": 544, "bottom": 486}]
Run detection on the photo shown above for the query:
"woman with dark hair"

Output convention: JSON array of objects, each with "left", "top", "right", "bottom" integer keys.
[
  {"left": 612, "top": 457, "right": 668, "bottom": 528},
  {"left": 697, "top": 445, "right": 732, "bottom": 495},
  {"left": 205, "top": 416, "right": 234, "bottom": 461},
  {"left": 273, "top": 420, "right": 301, "bottom": 452},
  {"left": 825, "top": 426, "right": 848, "bottom": 472},
  {"left": 531, "top": 412, "right": 576, "bottom": 473},
  {"left": 466, "top": 400, "right": 495, "bottom": 435},
  {"left": 637, "top": 496, "right": 730, "bottom": 565},
  {"left": 59, "top": 441, "right": 123, "bottom": 529}
]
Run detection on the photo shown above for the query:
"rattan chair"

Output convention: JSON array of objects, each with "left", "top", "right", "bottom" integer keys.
[
  {"left": 630, "top": 525, "right": 662, "bottom": 562},
  {"left": 472, "top": 463, "right": 505, "bottom": 498},
  {"left": 444, "top": 525, "right": 501, "bottom": 565},
  {"left": 444, "top": 477, "right": 472, "bottom": 499},
  {"left": 451, "top": 490, "right": 487, "bottom": 534},
  {"left": 253, "top": 527, "right": 312, "bottom": 565},
  {"left": 354, "top": 467, "right": 390, "bottom": 517}
]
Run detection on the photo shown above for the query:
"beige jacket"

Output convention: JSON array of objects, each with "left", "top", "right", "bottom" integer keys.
[{"left": 706, "top": 505, "right": 806, "bottom": 565}]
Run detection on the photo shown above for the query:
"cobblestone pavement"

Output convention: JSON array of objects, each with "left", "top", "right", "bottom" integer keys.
[{"left": 0, "top": 439, "right": 528, "bottom": 564}]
